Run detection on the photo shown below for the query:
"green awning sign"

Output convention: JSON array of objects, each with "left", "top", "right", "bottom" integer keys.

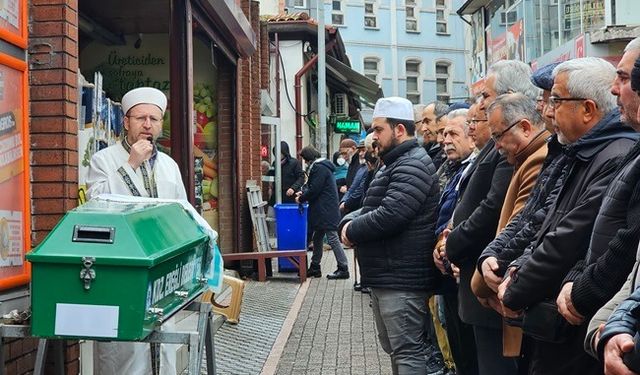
[{"left": 335, "top": 120, "right": 360, "bottom": 134}]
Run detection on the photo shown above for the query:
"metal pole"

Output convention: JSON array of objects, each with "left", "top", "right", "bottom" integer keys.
[
  {"left": 317, "top": 0, "right": 327, "bottom": 158},
  {"left": 275, "top": 121, "right": 282, "bottom": 205}
]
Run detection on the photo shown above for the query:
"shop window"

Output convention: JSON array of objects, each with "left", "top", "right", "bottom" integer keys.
[
  {"left": 293, "top": 0, "right": 306, "bottom": 7},
  {"left": 406, "top": 59, "right": 421, "bottom": 104},
  {"left": 436, "top": 0, "right": 448, "bottom": 34},
  {"left": 435, "top": 62, "right": 450, "bottom": 104},
  {"left": 364, "top": 58, "right": 379, "bottom": 82},
  {"left": 406, "top": 0, "right": 419, "bottom": 32},
  {"left": 364, "top": 1, "right": 377, "bottom": 28},
  {"left": 332, "top": 0, "right": 344, "bottom": 26}
]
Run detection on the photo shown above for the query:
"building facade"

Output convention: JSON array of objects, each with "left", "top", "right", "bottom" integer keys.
[
  {"left": 276, "top": 0, "right": 469, "bottom": 106},
  {"left": 458, "top": 0, "right": 640, "bottom": 92}
]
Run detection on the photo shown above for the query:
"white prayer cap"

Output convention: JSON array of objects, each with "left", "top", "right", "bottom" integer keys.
[
  {"left": 121, "top": 87, "right": 167, "bottom": 115},
  {"left": 372, "top": 97, "right": 414, "bottom": 121}
]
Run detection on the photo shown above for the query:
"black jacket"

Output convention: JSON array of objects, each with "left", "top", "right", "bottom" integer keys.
[
  {"left": 446, "top": 139, "right": 514, "bottom": 328},
  {"left": 268, "top": 141, "right": 305, "bottom": 205},
  {"left": 478, "top": 135, "right": 566, "bottom": 276},
  {"left": 565, "top": 139, "right": 640, "bottom": 318},
  {"left": 345, "top": 139, "right": 440, "bottom": 291},
  {"left": 299, "top": 159, "right": 341, "bottom": 231},
  {"left": 346, "top": 152, "right": 361, "bottom": 188},
  {"left": 503, "top": 110, "right": 638, "bottom": 312},
  {"left": 424, "top": 142, "right": 444, "bottom": 169}
]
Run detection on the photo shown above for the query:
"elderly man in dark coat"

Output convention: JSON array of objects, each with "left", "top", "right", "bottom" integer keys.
[
  {"left": 499, "top": 57, "right": 639, "bottom": 375},
  {"left": 296, "top": 145, "right": 349, "bottom": 280}
]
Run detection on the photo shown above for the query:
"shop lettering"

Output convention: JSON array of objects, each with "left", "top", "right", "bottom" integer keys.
[
  {"left": 108, "top": 51, "right": 165, "bottom": 67},
  {"left": 149, "top": 255, "right": 203, "bottom": 306},
  {"left": 97, "top": 50, "right": 170, "bottom": 98},
  {"left": 0, "top": 112, "right": 16, "bottom": 136}
]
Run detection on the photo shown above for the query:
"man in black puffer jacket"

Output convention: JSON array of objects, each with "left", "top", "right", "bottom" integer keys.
[{"left": 340, "top": 97, "right": 440, "bottom": 375}]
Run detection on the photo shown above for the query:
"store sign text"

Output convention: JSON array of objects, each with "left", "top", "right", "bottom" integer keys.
[{"left": 100, "top": 50, "right": 170, "bottom": 96}]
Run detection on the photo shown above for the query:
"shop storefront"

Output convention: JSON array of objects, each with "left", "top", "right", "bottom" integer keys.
[
  {"left": 0, "top": 0, "right": 29, "bottom": 303},
  {"left": 75, "top": 0, "right": 258, "bottom": 254},
  {"left": 459, "top": 0, "right": 620, "bottom": 87}
]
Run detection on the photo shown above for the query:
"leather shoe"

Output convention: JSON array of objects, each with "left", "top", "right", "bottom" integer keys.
[
  {"left": 327, "top": 269, "right": 349, "bottom": 280},
  {"left": 360, "top": 286, "right": 371, "bottom": 294},
  {"left": 307, "top": 267, "right": 322, "bottom": 278}
]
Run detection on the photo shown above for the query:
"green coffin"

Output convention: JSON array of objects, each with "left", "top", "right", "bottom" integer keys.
[{"left": 26, "top": 200, "right": 210, "bottom": 341}]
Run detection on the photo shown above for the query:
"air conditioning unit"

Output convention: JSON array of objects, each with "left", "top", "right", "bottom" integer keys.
[{"left": 334, "top": 93, "right": 348, "bottom": 117}]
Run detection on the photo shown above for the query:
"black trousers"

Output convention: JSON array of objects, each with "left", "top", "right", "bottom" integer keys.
[
  {"left": 527, "top": 324, "right": 601, "bottom": 375},
  {"left": 441, "top": 292, "right": 479, "bottom": 375}
]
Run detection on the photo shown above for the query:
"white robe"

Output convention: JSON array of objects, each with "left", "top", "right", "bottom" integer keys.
[
  {"left": 87, "top": 142, "right": 185, "bottom": 375},
  {"left": 86, "top": 141, "right": 187, "bottom": 201}
]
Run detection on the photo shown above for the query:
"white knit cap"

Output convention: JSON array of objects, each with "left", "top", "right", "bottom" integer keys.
[
  {"left": 121, "top": 87, "right": 167, "bottom": 115},
  {"left": 372, "top": 97, "right": 414, "bottom": 121}
]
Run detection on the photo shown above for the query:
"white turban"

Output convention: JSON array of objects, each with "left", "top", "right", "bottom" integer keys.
[{"left": 121, "top": 87, "right": 167, "bottom": 115}]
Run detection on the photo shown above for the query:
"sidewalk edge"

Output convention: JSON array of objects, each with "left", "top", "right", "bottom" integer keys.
[{"left": 260, "top": 279, "right": 310, "bottom": 375}]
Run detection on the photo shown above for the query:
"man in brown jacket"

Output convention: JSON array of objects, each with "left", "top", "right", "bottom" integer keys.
[
  {"left": 472, "top": 93, "right": 550, "bottom": 361},
  {"left": 487, "top": 93, "right": 550, "bottom": 232}
]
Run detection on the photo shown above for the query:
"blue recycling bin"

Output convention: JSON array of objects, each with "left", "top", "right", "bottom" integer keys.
[{"left": 274, "top": 203, "right": 308, "bottom": 272}]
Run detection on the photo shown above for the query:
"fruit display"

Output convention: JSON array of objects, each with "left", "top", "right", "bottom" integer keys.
[
  {"left": 194, "top": 83, "right": 218, "bottom": 150},
  {"left": 193, "top": 82, "right": 219, "bottom": 231}
]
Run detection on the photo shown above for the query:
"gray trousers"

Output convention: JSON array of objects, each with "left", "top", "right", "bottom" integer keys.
[
  {"left": 371, "top": 287, "right": 431, "bottom": 375},
  {"left": 310, "top": 230, "right": 348, "bottom": 270}
]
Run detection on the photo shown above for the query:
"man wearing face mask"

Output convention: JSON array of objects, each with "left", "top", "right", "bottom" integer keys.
[
  {"left": 340, "top": 140, "right": 367, "bottom": 214},
  {"left": 297, "top": 145, "right": 350, "bottom": 280}
]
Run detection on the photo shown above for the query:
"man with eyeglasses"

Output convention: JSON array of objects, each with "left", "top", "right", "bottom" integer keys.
[
  {"left": 466, "top": 103, "right": 491, "bottom": 150},
  {"left": 440, "top": 60, "right": 538, "bottom": 375},
  {"left": 486, "top": 93, "right": 550, "bottom": 232},
  {"left": 87, "top": 87, "right": 186, "bottom": 201},
  {"left": 472, "top": 62, "right": 566, "bottom": 365},
  {"left": 498, "top": 57, "right": 638, "bottom": 375},
  {"left": 87, "top": 87, "right": 187, "bottom": 375},
  {"left": 542, "top": 38, "right": 640, "bottom": 374}
]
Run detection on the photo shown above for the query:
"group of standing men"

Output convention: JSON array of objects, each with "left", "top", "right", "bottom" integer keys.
[{"left": 339, "top": 37, "right": 640, "bottom": 375}]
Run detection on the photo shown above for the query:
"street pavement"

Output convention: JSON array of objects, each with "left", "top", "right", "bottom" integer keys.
[{"left": 211, "top": 248, "right": 392, "bottom": 375}]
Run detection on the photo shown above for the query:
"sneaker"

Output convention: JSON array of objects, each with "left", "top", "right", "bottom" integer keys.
[
  {"left": 307, "top": 267, "right": 322, "bottom": 278},
  {"left": 354, "top": 282, "right": 362, "bottom": 291},
  {"left": 360, "top": 286, "right": 371, "bottom": 294},
  {"left": 426, "top": 353, "right": 446, "bottom": 375},
  {"left": 326, "top": 269, "right": 350, "bottom": 280}
]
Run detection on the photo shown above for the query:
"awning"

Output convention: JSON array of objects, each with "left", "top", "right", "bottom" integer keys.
[
  {"left": 457, "top": 0, "right": 489, "bottom": 15},
  {"left": 326, "top": 55, "right": 383, "bottom": 107}
]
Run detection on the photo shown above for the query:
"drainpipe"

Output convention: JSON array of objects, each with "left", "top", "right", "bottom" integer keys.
[
  {"left": 294, "top": 39, "right": 337, "bottom": 156},
  {"left": 275, "top": 33, "right": 281, "bottom": 119}
]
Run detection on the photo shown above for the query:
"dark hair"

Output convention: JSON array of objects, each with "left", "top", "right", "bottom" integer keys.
[
  {"left": 386, "top": 117, "right": 416, "bottom": 136},
  {"left": 300, "top": 145, "right": 320, "bottom": 162},
  {"left": 632, "top": 56, "right": 640, "bottom": 94}
]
